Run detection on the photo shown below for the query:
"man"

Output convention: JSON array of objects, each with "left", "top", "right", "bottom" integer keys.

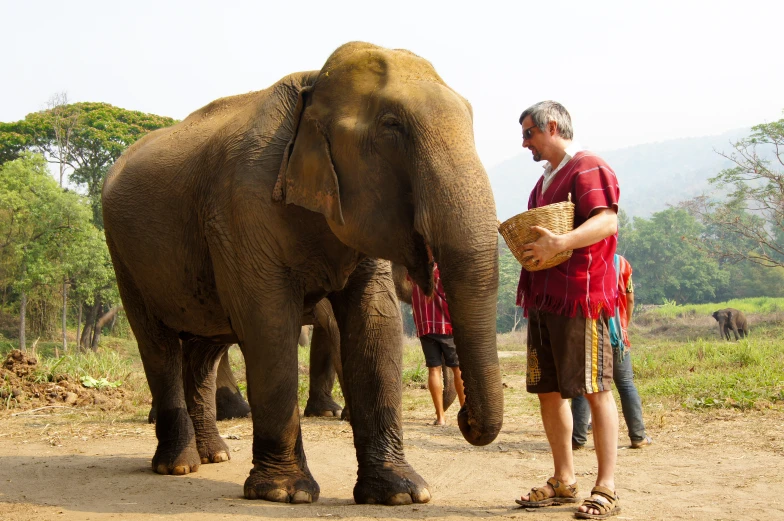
[
  {"left": 409, "top": 263, "right": 466, "bottom": 426},
  {"left": 572, "top": 254, "right": 653, "bottom": 451},
  {"left": 513, "top": 101, "right": 621, "bottom": 519}
]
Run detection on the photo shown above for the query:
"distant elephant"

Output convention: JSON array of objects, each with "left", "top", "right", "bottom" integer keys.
[
  {"left": 712, "top": 308, "right": 749, "bottom": 340},
  {"left": 102, "top": 42, "right": 501, "bottom": 506}
]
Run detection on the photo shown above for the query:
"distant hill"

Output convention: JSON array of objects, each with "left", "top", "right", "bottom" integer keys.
[{"left": 489, "top": 128, "right": 749, "bottom": 220}]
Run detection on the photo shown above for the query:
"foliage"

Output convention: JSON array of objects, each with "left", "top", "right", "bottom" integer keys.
[
  {"left": 684, "top": 114, "right": 784, "bottom": 268},
  {"left": 0, "top": 102, "right": 177, "bottom": 226},
  {"left": 497, "top": 240, "right": 524, "bottom": 332},
  {"left": 0, "top": 154, "right": 96, "bottom": 297},
  {"left": 620, "top": 208, "right": 728, "bottom": 304},
  {"left": 645, "top": 296, "right": 784, "bottom": 318}
]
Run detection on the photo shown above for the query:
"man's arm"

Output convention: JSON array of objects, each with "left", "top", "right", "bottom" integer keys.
[
  {"left": 626, "top": 291, "right": 634, "bottom": 325},
  {"left": 521, "top": 208, "right": 618, "bottom": 265}
]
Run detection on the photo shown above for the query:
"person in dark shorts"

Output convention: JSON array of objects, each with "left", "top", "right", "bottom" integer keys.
[
  {"left": 410, "top": 263, "right": 465, "bottom": 426},
  {"left": 514, "top": 101, "right": 622, "bottom": 519}
]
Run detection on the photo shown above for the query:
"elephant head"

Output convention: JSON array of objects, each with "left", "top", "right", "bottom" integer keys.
[{"left": 274, "top": 42, "right": 502, "bottom": 446}]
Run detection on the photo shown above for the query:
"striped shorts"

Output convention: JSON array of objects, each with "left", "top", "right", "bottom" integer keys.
[{"left": 525, "top": 308, "right": 614, "bottom": 399}]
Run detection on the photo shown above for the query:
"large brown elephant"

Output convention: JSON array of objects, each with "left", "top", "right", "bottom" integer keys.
[{"left": 102, "top": 42, "right": 501, "bottom": 506}]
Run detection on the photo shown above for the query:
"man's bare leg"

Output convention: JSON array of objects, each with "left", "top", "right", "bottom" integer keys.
[
  {"left": 578, "top": 390, "right": 619, "bottom": 515},
  {"left": 520, "top": 392, "right": 576, "bottom": 501},
  {"left": 451, "top": 366, "right": 466, "bottom": 407},
  {"left": 427, "top": 366, "right": 445, "bottom": 425}
]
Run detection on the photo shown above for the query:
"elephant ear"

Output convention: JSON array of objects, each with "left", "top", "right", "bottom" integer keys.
[{"left": 273, "top": 86, "right": 345, "bottom": 226}]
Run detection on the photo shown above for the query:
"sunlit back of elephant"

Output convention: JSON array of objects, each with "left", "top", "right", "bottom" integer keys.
[{"left": 102, "top": 41, "right": 501, "bottom": 506}]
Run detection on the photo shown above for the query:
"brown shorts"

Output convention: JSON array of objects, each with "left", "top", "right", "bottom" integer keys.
[{"left": 525, "top": 308, "right": 613, "bottom": 399}]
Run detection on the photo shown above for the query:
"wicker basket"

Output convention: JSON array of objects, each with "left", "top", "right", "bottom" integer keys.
[{"left": 498, "top": 194, "right": 575, "bottom": 271}]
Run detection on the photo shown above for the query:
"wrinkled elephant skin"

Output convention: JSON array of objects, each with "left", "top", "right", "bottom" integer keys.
[{"left": 102, "top": 42, "right": 501, "bottom": 505}]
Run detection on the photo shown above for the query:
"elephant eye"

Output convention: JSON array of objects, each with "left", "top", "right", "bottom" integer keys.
[{"left": 379, "top": 114, "right": 405, "bottom": 132}]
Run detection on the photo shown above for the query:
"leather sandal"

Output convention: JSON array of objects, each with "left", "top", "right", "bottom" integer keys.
[
  {"left": 515, "top": 477, "right": 580, "bottom": 508},
  {"left": 574, "top": 485, "right": 620, "bottom": 519}
]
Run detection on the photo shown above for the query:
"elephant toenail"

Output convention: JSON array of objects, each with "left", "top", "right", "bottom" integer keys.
[
  {"left": 172, "top": 465, "right": 189, "bottom": 475},
  {"left": 387, "top": 493, "right": 413, "bottom": 505},
  {"left": 291, "top": 491, "right": 312, "bottom": 503},
  {"left": 245, "top": 488, "right": 257, "bottom": 499},
  {"left": 212, "top": 452, "right": 229, "bottom": 463},
  {"left": 414, "top": 489, "right": 432, "bottom": 503},
  {"left": 266, "top": 489, "right": 289, "bottom": 502}
]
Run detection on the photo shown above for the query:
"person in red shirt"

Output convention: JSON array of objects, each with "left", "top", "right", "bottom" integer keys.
[
  {"left": 409, "top": 263, "right": 466, "bottom": 426},
  {"left": 513, "top": 101, "right": 622, "bottom": 519},
  {"left": 571, "top": 254, "right": 652, "bottom": 450}
]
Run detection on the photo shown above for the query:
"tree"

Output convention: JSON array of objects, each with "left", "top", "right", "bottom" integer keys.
[
  {"left": 497, "top": 240, "right": 523, "bottom": 332},
  {"left": 0, "top": 154, "right": 95, "bottom": 350},
  {"left": 686, "top": 115, "right": 784, "bottom": 268},
  {"left": 620, "top": 208, "right": 728, "bottom": 304},
  {"left": 0, "top": 102, "right": 177, "bottom": 226}
]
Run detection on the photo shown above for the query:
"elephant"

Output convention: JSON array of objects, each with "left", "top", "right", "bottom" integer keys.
[
  {"left": 102, "top": 41, "right": 502, "bottom": 505},
  {"left": 712, "top": 308, "right": 749, "bottom": 341}
]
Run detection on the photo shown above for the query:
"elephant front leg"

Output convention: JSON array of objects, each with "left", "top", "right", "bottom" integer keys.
[
  {"left": 240, "top": 311, "right": 319, "bottom": 504},
  {"left": 331, "top": 259, "right": 431, "bottom": 505}
]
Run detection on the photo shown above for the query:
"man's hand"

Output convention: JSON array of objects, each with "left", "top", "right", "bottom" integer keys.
[
  {"left": 520, "top": 208, "right": 618, "bottom": 267},
  {"left": 521, "top": 226, "right": 565, "bottom": 266}
]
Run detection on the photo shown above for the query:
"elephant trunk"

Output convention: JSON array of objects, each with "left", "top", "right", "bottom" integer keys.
[{"left": 413, "top": 137, "right": 503, "bottom": 446}]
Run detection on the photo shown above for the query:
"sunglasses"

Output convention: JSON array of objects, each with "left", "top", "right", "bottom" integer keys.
[{"left": 522, "top": 125, "right": 538, "bottom": 140}]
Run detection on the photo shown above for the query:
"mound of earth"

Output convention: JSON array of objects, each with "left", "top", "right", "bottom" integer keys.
[{"left": 1, "top": 349, "right": 131, "bottom": 412}]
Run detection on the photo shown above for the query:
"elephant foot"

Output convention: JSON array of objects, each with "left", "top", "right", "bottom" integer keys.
[
  {"left": 152, "top": 441, "right": 201, "bottom": 475},
  {"left": 303, "top": 396, "right": 343, "bottom": 418},
  {"left": 215, "top": 387, "right": 251, "bottom": 421},
  {"left": 340, "top": 406, "right": 350, "bottom": 422},
  {"left": 354, "top": 461, "right": 431, "bottom": 505},
  {"left": 151, "top": 407, "right": 201, "bottom": 475},
  {"left": 197, "top": 433, "right": 231, "bottom": 464},
  {"left": 244, "top": 464, "right": 320, "bottom": 503}
]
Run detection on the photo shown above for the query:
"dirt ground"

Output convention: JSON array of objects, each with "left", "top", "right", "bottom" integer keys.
[{"left": 1, "top": 363, "right": 783, "bottom": 521}]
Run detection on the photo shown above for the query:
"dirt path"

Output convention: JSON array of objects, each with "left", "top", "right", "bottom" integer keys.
[{"left": 1, "top": 383, "right": 783, "bottom": 521}]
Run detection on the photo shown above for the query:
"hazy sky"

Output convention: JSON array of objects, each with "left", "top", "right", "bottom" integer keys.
[{"left": 2, "top": 0, "right": 781, "bottom": 169}]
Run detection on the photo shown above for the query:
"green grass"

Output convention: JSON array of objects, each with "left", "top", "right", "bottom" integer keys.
[
  {"left": 647, "top": 296, "right": 784, "bottom": 318},
  {"left": 632, "top": 319, "right": 784, "bottom": 410}
]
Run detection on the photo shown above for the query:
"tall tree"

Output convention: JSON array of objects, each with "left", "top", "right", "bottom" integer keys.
[
  {"left": 0, "top": 153, "right": 94, "bottom": 350},
  {"left": 686, "top": 115, "right": 784, "bottom": 268},
  {"left": 0, "top": 102, "right": 177, "bottom": 226},
  {"left": 620, "top": 208, "right": 728, "bottom": 304}
]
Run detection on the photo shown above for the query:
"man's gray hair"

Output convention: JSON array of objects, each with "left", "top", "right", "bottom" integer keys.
[{"left": 518, "top": 101, "right": 574, "bottom": 140}]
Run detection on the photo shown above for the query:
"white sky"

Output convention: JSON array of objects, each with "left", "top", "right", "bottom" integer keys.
[{"left": 2, "top": 0, "right": 782, "bottom": 169}]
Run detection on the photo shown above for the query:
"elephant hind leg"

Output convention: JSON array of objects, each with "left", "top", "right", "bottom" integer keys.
[
  {"left": 304, "top": 310, "right": 343, "bottom": 418},
  {"left": 113, "top": 262, "right": 200, "bottom": 475},
  {"left": 182, "top": 339, "right": 231, "bottom": 464}
]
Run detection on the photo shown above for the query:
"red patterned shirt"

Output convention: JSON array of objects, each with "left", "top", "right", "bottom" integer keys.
[
  {"left": 410, "top": 264, "right": 452, "bottom": 337},
  {"left": 516, "top": 151, "right": 620, "bottom": 319}
]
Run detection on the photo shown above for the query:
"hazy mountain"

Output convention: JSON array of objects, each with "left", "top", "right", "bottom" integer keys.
[{"left": 489, "top": 128, "right": 749, "bottom": 221}]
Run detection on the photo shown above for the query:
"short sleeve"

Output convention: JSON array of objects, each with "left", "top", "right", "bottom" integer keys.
[{"left": 573, "top": 161, "right": 620, "bottom": 219}]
